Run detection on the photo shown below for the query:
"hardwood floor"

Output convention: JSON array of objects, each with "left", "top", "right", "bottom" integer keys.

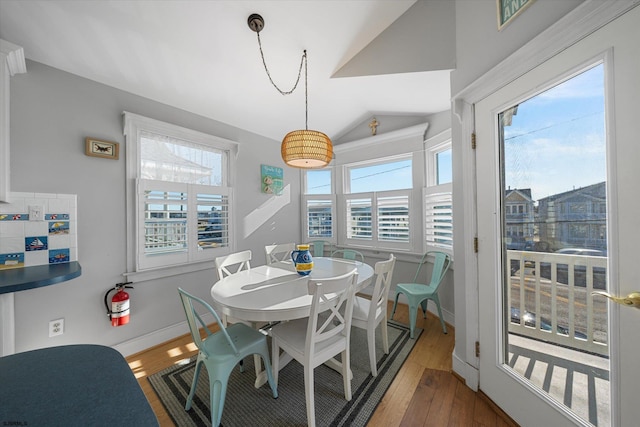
[{"left": 126, "top": 302, "right": 517, "bottom": 426}]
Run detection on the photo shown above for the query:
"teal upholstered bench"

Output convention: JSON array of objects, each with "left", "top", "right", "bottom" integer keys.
[{"left": 0, "top": 344, "right": 158, "bottom": 426}]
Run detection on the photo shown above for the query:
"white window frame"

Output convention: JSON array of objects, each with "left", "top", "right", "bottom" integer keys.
[
  {"left": 301, "top": 123, "right": 452, "bottom": 257},
  {"left": 123, "top": 112, "right": 238, "bottom": 281},
  {"left": 302, "top": 194, "right": 337, "bottom": 244},
  {"left": 340, "top": 154, "right": 417, "bottom": 252},
  {"left": 342, "top": 188, "right": 415, "bottom": 251},
  {"left": 301, "top": 168, "right": 337, "bottom": 245},
  {"left": 424, "top": 129, "right": 453, "bottom": 255}
]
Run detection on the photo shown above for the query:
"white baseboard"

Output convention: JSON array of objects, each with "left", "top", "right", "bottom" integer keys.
[
  {"left": 452, "top": 348, "right": 479, "bottom": 391},
  {"left": 429, "top": 304, "right": 454, "bottom": 329},
  {"left": 113, "top": 312, "right": 215, "bottom": 357}
]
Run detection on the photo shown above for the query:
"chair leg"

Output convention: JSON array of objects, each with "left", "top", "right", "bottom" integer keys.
[
  {"left": 367, "top": 325, "right": 377, "bottom": 377},
  {"left": 259, "top": 346, "right": 278, "bottom": 398},
  {"left": 390, "top": 291, "right": 401, "bottom": 320},
  {"left": 420, "top": 299, "right": 429, "bottom": 318},
  {"left": 185, "top": 355, "right": 204, "bottom": 410},
  {"left": 253, "top": 354, "right": 262, "bottom": 378},
  {"left": 342, "top": 348, "right": 352, "bottom": 401},
  {"left": 251, "top": 322, "right": 262, "bottom": 378},
  {"left": 433, "top": 295, "right": 447, "bottom": 334},
  {"left": 381, "top": 317, "right": 389, "bottom": 355},
  {"left": 271, "top": 339, "right": 280, "bottom": 387},
  {"left": 304, "top": 364, "right": 316, "bottom": 427},
  {"left": 408, "top": 302, "right": 418, "bottom": 339},
  {"left": 208, "top": 374, "right": 229, "bottom": 427}
]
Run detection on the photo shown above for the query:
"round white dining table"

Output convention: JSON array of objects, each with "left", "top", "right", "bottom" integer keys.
[{"left": 210, "top": 257, "right": 374, "bottom": 324}]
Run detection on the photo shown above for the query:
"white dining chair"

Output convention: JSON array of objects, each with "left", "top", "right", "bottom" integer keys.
[
  {"left": 350, "top": 254, "right": 396, "bottom": 377},
  {"left": 264, "top": 243, "right": 296, "bottom": 265},
  {"left": 215, "top": 250, "right": 252, "bottom": 279},
  {"left": 214, "top": 250, "right": 252, "bottom": 327},
  {"left": 214, "top": 249, "right": 265, "bottom": 377},
  {"left": 270, "top": 269, "right": 359, "bottom": 427}
]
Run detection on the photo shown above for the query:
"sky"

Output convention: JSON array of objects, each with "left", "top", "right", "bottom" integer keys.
[
  {"left": 305, "top": 64, "right": 605, "bottom": 202},
  {"left": 502, "top": 63, "right": 606, "bottom": 201}
]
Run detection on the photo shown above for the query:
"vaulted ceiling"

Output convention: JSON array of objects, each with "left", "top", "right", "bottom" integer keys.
[{"left": 0, "top": 0, "right": 454, "bottom": 142}]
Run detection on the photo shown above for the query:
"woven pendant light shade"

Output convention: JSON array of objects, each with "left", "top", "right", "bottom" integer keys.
[
  {"left": 248, "top": 14, "right": 332, "bottom": 169},
  {"left": 281, "top": 129, "right": 333, "bottom": 168}
]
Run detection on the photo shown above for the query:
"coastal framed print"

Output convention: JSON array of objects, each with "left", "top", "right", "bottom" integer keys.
[
  {"left": 85, "top": 137, "right": 119, "bottom": 160},
  {"left": 497, "top": 0, "right": 535, "bottom": 31},
  {"left": 261, "top": 164, "right": 283, "bottom": 195}
]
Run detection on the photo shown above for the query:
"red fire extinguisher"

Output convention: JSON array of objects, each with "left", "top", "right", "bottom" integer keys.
[{"left": 104, "top": 282, "right": 133, "bottom": 327}]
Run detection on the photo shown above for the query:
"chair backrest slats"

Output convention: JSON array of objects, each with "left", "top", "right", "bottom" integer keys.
[
  {"left": 330, "top": 249, "right": 365, "bottom": 263},
  {"left": 308, "top": 240, "right": 330, "bottom": 257},
  {"left": 265, "top": 243, "right": 296, "bottom": 265},
  {"left": 305, "top": 269, "right": 358, "bottom": 355},
  {"left": 413, "top": 251, "right": 451, "bottom": 289},
  {"left": 215, "top": 250, "right": 252, "bottom": 280},
  {"left": 369, "top": 254, "right": 396, "bottom": 319}
]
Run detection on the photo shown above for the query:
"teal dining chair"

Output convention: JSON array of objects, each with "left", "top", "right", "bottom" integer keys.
[
  {"left": 308, "top": 240, "right": 331, "bottom": 257},
  {"left": 331, "top": 249, "right": 365, "bottom": 263},
  {"left": 178, "top": 288, "right": 278, "bottom": 427},
  {"left": 390, "top": 251, "right": 451, "bottom": 339}
]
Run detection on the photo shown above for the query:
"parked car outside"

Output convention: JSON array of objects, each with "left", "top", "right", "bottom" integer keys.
[
  {"left": 556, "top": 248, "right": 605, "bottom": 257},
  {"left": 510, "top": 307, "right": 587, "bottom": 340}
]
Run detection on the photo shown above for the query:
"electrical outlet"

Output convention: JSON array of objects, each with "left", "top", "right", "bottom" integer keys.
[
  {"left": 29, "top": 205, "right": 45, "bottom": 221},
  {"left": 49, "top": 318, "right": 64, "bottom": 337}
]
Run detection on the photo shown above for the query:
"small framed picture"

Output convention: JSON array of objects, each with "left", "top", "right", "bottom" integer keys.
[
  {"left": 497, "top": 0, "right": 535, "bottom": 31},
  {"left": 85, "top": 137, "right": 119, "bottom": 160}
]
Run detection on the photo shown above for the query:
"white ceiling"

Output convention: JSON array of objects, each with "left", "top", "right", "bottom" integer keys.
[{"left": 0, "top": 0, "right": 451, "bottom": 142}]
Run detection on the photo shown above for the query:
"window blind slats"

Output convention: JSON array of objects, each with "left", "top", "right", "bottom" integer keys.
[
  {"left": 425, "top": 191, "right": 453, "bottom": 247},
  {"left": 143, "top": 188, "right": 188, "bottom": 256},
  {"left": 347, "top": 198, "right": 372, "bottom": 240},
  {"left": 196, "top": 192, "right": 229, "bottom": 250},
  {"left": 378, "top": 195, "right": 409, "bottom": 242},
  {"left": 307, "top": 199, "right": 333, "bottom": 238}
]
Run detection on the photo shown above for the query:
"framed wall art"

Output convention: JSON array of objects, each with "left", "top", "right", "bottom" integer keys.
[
  {"left": 497, "top": 0, "right": 535, "bottom": 31},
  {"left": 85, "top": 137, "right": 119, "bottom": 160},
  {"left": 261, "top": 164, "right": 283, "bottom": 195}
]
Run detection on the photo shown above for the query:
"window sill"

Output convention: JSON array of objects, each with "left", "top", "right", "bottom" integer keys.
[
  {"left": 123, "top": 261, "right": 214, "bottom": 283},
  {"left": 337, "top": 247, "right": 454, "bottom": 270}
]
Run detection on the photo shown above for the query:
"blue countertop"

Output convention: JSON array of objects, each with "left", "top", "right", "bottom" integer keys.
[{"left": 0, "top": 261, "right": 82, "bottom": 294}]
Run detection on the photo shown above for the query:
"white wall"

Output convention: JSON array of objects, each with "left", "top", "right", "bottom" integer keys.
[{"left": 10, "top": 60, "right": 301, "bottom": 355}]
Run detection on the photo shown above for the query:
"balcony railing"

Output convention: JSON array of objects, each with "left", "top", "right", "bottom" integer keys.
[{"left": 507, "top": 250, "right": 608, "bottom": 356}]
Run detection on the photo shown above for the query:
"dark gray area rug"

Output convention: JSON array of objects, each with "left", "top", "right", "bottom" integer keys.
[{"left": 148, "top": 320, "right": 421, "bottom": 426}]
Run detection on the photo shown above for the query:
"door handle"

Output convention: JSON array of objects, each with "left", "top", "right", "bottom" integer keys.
[{"left": 592, "top": 291, "right": 640, "bottom": 308}]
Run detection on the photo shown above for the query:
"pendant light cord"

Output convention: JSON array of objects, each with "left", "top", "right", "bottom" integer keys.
[{"left": 256, "top": 32, "right": 308, "bottom": 130}]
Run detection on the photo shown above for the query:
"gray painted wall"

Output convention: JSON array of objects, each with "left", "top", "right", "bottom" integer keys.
[
  {"left": 333, "top": 0, "right": 456, "bottom": 77},
  {"left": 334, "top": 114, "right": 428, "bottom": 144},
  {"left": 10, "top": 60, "right": 301, "bottom": 354},
  {"left": 452, "top": 0, "right": 583, "bottom": 94},
  {"left": 450, "top": 0, "right": 582, "bottom": 369}
]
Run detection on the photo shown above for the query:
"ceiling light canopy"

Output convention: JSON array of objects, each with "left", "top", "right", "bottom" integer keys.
[{"left": 248, "top": 13, "right": 333, "bottom": 169}]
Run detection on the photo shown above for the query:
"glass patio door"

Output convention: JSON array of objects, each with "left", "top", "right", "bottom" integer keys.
[{"left": 475, "top": 6, "right": 640, "bottom": 427}]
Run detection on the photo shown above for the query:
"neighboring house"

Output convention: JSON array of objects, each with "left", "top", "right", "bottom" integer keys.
[
  {"left": 537, "top": 182, "right": 606, "bottom": 252},
  {"left": 504, "top": 187, "right": 535, "bottom": 249}
]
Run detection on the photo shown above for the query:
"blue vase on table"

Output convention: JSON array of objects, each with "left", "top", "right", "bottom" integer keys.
[{"left": 291, "top": 244, "right": 313, "bottom": 276}]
